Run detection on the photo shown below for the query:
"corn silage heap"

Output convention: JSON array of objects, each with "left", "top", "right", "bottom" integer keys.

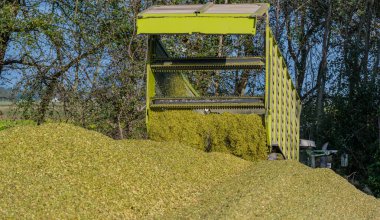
[
  {"left": 0, "top": 123, "right": 379, "bottom": 219},
  {"left": 150, "top": 63, "right": 267, "bottom": 161},
  {"left": 148, "top": 110, "right": 267, "bottom": 161}
]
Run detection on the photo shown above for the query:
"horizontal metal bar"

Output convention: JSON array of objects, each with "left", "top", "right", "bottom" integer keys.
[
  {"left": 150, "top": 102, "right": 264, "bottom": 110},
  {"left": 152, "top": 96, "right": 264, "bottom": 104},
  {"left": 150, "top": 106, "right": 266, "bottom": 115},
  {"left": 151, "top": 57, "right": 265, "bottom": 71},
  {"left": 138, "top": 4, "right": 269, "bottom": 18}
]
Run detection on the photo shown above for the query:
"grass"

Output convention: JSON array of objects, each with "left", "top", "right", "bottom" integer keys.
[
  {"left": 0, "top": 123, "right": 379, "bottom": 219},
  {"left": 0, "top": 119, "right": 35, "bottom": 131}
]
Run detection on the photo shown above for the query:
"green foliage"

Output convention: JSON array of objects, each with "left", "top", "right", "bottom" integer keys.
[
  {"left": 296, "top": 0, "right": 380, "bottom": 197},
  {"left": 308, "top": 82, "right": 380, "bottom": 197},
  {"left": 367, "top": 155, "right": 380, "bottom": 197},
  {"left": 149, "top": 111, "right": 267, "bottom": 161},
  {"left": 0, "top": 3, "right": 18, "bottom": 34}
]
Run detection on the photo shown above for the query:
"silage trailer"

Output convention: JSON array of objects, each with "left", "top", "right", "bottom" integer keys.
[{"left": 137, "top": 3, "right": 301, "bottom": 160}]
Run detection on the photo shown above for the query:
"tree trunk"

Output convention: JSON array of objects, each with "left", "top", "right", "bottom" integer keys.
[
  {"left": 214, "top": 34, "right": 222, "bottom": 96},
  {"left": 275, "top": 0, "right": 280, "bottom": 39},
  {"left": 315, "top": 0, "right": 332, "bottom": 137},
  {"left": 373, "top": 39, "right": 380, "bottom": 84},
  {"left": 378, "top": 116, "right": 380, "bottom": 152},
  {"left": 284, "top": 4, "right": 309, "bottom": 95},
  {"left": 234, "top": 70, "right": 249, "bottom": 96},
  {"left": 0, "top": 34, "right": 10, "bottom": 76},
  {"left": 37, "top": 76, "right": 59, "bottom": 125},
  {"left": 362, "top": 0, "right": 374, "bottom": 82},
  {"left": 117, "top": 112, "right": 124, "bottom": 139}
]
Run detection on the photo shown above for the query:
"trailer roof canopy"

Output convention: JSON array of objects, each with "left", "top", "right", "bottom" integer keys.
[{"left": 137, "top": 3, "right": 269, "bottom": 35}]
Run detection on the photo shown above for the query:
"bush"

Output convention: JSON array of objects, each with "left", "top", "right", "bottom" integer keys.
[{"left": 368, "top": 161, "right": 380, "bottom": 197}]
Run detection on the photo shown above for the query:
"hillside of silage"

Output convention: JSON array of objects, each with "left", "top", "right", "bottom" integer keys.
[
  {"left": 169, "top": 160, "right": 380, "bottom": 219},
  {"left": 0, "top": 123, "right": 251, "bottom": 219},
  {"left": 0, "top": 123, "right": 379, "bottom": 219}
]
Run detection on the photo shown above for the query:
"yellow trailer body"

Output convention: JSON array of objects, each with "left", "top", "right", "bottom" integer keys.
[{"left": 137, "top": 3, "right": 301, "bottom": 160}]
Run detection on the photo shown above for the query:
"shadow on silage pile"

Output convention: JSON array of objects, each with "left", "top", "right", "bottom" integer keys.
[
  {"left": 0, "top": 123, "right": 378, "bottom": 219},
  {"left": 168, "top": 160, "right": 380, "bottom": 219}
]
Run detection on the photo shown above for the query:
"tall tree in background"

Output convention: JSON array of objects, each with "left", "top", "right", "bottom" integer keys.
[
  {"left": 315, "top": 0, "right": 332, "bottom": 138},
  {"left": 1, "top": 0, "right": 147, "bottom": 137},
  {"left": 0, "top": 0, "right": 18, "bottom": 76},
  {"left": 282, "top": 0, "right": 321, "bottom": 94},
  {"left": 0, "top": 0, "right": 56, "bottom": 79}
]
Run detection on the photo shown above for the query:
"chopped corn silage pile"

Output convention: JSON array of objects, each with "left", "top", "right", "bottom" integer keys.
[
  {"left": 168, "top": 161, "right": 380, "bottom": 219},
  {"left": 0, "top": 123, "right": 250, "bottom": 219},
  {"left": 149, "top": 111, "right": 267, "bottom": 161},
  {"left": 0, "top": 123, "right": 379, "bottom": 219},
  {"left": 156, "top": 72, "right": 195, "bottom": 96}
]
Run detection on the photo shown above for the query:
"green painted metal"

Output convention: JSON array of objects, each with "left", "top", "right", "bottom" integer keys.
[
  {"left": 137, "top": 3, "right": 269, "bottom": 35},
  {"left": 150, "top": 102, "right": 265, "bottom": 110},
  {"left": 264, "top": 29, "right": 301, "bottom": 160},
  {"left": 138, "top": 3, "right": 301, "bottom": 160},
  {"left": 151, "top": 96, "right": 265, "bottom": 110},
  {"left": 151, "top": 57, "right": 265, "bottom": 71},
  {"left": 146, "top": 64, "right": 155, "bottom": 127},
  {"left": 152, "top": 96, "right": 264, "bottom": 100},
  {"left": 139, "top": 12, "right": 258, "bottom": 18},
  {"left": 145, "top": 36, "right": 200, "bottom": 127},
  {"left": 137, "top": 16, "right": 257, "bottom": 35}
]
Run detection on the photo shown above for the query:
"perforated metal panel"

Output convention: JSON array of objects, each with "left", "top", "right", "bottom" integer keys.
[{"left": 265, "top": 28, "right": 301, "bottom": 160}]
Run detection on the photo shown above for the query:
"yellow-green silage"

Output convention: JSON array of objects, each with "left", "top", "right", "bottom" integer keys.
[
  {"left": 0, "top": 123, "right": 379, "bottom": 219},
  {"left": 149, "top": 110, "right": 267, "bottom": 161}
]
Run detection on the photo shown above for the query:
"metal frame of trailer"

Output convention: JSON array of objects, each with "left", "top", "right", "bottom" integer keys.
[{"left": 137, "top": 3, "right": 301, "bottom": 160}]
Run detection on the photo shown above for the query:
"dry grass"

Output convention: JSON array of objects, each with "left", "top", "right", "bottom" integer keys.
[{"left": 0, "top": 123, "right": 378, "bottom": 219}]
